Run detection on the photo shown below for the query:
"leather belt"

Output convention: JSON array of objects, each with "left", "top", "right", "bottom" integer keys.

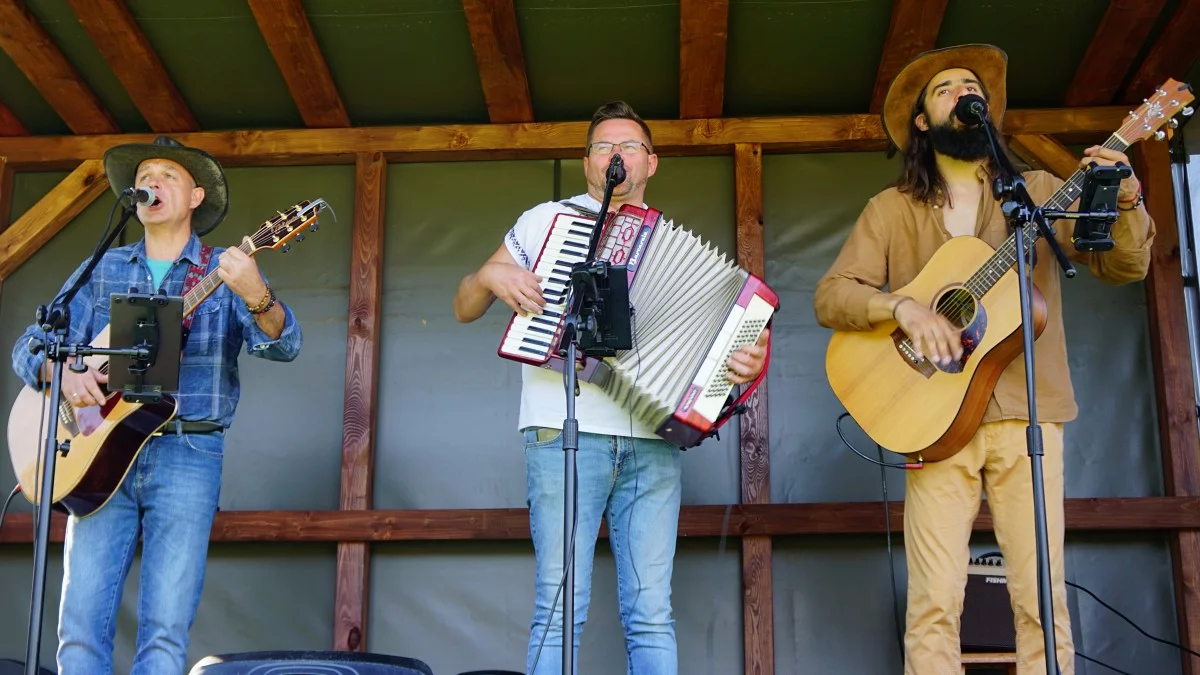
[{"left": 154, "top": 420, "right": 225, "bottom": 436}]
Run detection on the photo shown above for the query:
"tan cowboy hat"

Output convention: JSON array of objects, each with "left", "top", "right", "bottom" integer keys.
[
  {"left": 103, "top": 136, "right": 229, "bottom": 237},
  {"left": 882, "top": 44, "right": 1008, "bottom": 153}
]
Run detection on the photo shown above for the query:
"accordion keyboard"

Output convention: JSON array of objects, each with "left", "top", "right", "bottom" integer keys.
[{"left": 499, "top": 216, "right": 594, "bottom": 363}]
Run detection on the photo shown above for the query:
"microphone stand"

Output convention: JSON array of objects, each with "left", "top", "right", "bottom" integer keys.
[
  {"left": 557, "top": 154, "right": 626, "bottom": 675},
  {"left": 973, "top": 104, "right": 1071, "bottom": 675},
  {"left": 22, "top": 198, "right": 144, "bottom": 675}
]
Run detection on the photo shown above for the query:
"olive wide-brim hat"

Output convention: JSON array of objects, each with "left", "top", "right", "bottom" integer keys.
[
  {"left": 103, "top": 135, "right": 229, "bottom": 236},
  {"left": 882, "top": 44, "right": 1008, "bottom": 153}
]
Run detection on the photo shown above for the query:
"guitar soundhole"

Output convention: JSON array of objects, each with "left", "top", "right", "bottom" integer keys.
[{"left": 935, "top": 287, "right": 976, "bottom": 329}]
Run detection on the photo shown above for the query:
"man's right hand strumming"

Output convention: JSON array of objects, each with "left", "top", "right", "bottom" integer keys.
[
  {"left": 60, "top": 360, "right": 109, "bottom": 408},
  {"left": 893, "top": 297, "right": 963, "bottom": 367}
]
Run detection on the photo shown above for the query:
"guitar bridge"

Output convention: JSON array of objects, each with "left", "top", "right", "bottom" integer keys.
[{"left": 892, "top": 330, "right": 938, "bottom": 378}]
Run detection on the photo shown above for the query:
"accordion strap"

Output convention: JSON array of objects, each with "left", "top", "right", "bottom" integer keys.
[{"left": 559, "top": 200, "right": 600, "bottom": 220}]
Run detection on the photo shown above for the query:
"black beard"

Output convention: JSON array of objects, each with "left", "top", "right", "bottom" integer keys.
[{"left": 927, "top": 121, "right": 991, "bottom": 161}]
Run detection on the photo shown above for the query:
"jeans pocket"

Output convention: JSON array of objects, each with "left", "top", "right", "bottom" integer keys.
[
  {"left": 523, "top": 427, "right": 562, "bottom": 449},
  {"left": 182, "top": 431, "right": 224, "bottom": 458}
]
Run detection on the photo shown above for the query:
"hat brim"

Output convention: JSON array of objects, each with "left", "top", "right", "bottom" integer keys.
[
  {"left": 882, "top": 44, "right": 1008, "bottom": 154},
  {"left": 103, "top": 142, "right": 228, "bottom": 237}
]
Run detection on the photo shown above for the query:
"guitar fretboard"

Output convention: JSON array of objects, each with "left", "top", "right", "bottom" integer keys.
[{"left": 961, "top": 134, "right": 1130, "bottom": 298}]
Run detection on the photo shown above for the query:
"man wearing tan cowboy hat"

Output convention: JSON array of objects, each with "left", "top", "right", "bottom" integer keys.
[
  {"left": 11, "top": 136, "right": 303, "bottom": 674},
  {"left": 814, "top": 45, "right": 1154, "bottom": 674}
]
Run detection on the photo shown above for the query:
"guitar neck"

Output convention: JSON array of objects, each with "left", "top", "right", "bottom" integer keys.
[{"left": 964, "top": 133, "right": 1131, "bottom": 298}]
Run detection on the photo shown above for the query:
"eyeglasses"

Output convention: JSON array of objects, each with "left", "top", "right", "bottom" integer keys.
[{"left": 588, "top": 140, "right": 650, "bottom": 155}]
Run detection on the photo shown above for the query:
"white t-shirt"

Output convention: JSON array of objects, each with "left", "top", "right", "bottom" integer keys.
[{"left": 503, "top": 193, "right": 658, "bottom": 439}]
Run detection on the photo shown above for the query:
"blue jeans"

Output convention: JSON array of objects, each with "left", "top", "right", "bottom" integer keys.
[
  {"left": 524, "top": 427, "right": 682, "bottom": 675},
  {"left": 57, "top": 431, "right": 223, "bottom": 675}
]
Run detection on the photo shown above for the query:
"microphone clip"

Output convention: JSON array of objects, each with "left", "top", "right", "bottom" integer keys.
[{"left": 605, "top": 154, "right": 626, "bottom": 186}]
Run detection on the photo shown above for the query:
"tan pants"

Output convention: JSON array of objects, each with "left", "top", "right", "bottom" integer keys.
[{"left": 903, "top": 420, "right": 1075, "bottom": 675}]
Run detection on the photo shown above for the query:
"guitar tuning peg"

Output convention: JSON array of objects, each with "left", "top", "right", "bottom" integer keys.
[
  {"left": 309, "top": 223, "right": 319, "bottom": 231},
  {"left": 1184, "top": 106, "right": 1195, "bottom": 116},
  {"left": 1155, "top": 130, "right": 1166, "bottom": 140},
  {"left": 281, "top": 244, "right": 291, "bottom": 254},
  {"left": 1170, "top": 118, "right": 1180, "bottom": 128},
  {"left": 295, "top": 234, "right": 305, "bottom": 242}
]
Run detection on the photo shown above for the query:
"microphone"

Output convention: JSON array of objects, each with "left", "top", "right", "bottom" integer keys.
[
  {"left": 606, "top": 154, "right": 626, "bottom": 186},
  {"left": 120, "top": 186, "right": 158, "bottom": 205},
  {"left": 953, "top": 94, "right": 989, "bottom": 126}
]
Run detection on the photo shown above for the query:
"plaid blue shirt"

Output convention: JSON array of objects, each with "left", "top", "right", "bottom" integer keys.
[{"left": 11, "top": 233, "right": 302, "bottom": 427}]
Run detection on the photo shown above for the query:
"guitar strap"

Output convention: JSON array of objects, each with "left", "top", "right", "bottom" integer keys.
[{"left": 179, "top": 244, "right": 214, "bottom": 346}]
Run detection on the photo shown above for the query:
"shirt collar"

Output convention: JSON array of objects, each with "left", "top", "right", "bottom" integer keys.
[
  {"left": 570, "top": 192, "right": 648, "bottom": 211},
  {"left": 126, "top": 232, "right": 203, "bottom": 265}
]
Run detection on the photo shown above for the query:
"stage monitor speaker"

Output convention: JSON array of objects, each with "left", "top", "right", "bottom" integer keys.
[
  {"left": 0, "top": 659, "right": 55, "bottom": 674},
  {"left": 961, "top": 553, "right": 1016, "bottom": 652},
  {"left": 188, "top": 651, "right": 432, "bottom": 675}
]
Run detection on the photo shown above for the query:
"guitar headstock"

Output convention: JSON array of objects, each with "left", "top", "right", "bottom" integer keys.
[
  {"left": 248, "top": 198, "right": 328, "bottom": 254},
  {"left": 1118, "top": 79, "right": 1195, "bottom": 144}
]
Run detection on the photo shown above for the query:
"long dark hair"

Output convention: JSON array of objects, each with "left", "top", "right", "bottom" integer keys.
[{"left": 893, "top": 88, "right": 1007, "bottom": 207}]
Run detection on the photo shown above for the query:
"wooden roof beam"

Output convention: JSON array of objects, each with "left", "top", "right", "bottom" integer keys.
[
  {"left": 1008, "top": 134, "right": 1080, "bottom": 181},
  {"left": 1064, "top": 0, "right": 1168, "bottom": 107},
  {"left": 0, "top": 0, "right": 119, "bottom": 135},
  {"left": 679, "top": 0, "right": 729, "bottom": 120},
  {"left": 0, "top": 107, "right": 1133, "bottom": 169},
  {"left": 1121, "top": 0, "right": 1200, "bottom": 105},
  {"left": 0, "top": 99, "right": 28, "bottom": 136},
  {"left": 65, "top": 0, "right": 199, "bottom": 133},
  {"left": 463, "top": 0, "right": 534, "bottom": 124},
  {"left": 868, "top": 0, "right": 949, "bottom": 113},
  {"left": 247, "top": 0, "right": 350, "bottom": 128}
]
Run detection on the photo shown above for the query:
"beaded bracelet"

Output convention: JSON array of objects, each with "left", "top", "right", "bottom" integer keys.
[{"left": 248, "top": 286, "right": 276, "bottom": 315}]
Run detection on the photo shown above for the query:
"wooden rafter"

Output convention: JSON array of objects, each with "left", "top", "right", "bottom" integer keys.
[
  {"left": 5, "top": 498, "right": 1200, "bottom": 545},
  {"left": 65, "top": 0, "right": 199, "bottom": 133},
  {"left": 0, "top": 159, "right": 107, "bottom": 281},
  {"left": 868, "top": 0, "right": 949, "bottom": 113},
  {"left": 679, "top": 0, "right": 729, "bottom": 119},
  {"left": 1135, "top": 140, "right": 1200, "bottom": 674},
  {"left": 0, "top": 107, "right": 1132, "bottom": 169},
  {"left": 1064, "top": 0, "right": 1168, "bottom": 107},
  {"left": 247, "top": 0, "right": 350, "bottom": 128},
  {"left": 735, "top": 143, "right": 772, "bottom": 675},
  {"left": 1121, "top": 0, "right": 1200, "bottom": 105},
  {"left": 1008, "top": 134, "right": 1080, "bottom": 180},
  {"left": 0, "top": 99, "right": 29, "bottom": 136},
  {"left": 0, "top": 0, "right": 118, "bottom": 135},
  {"left": 462, "top": 0, "right": 534, "bottom": 124},
  {"left": 334, "top": 152, "right": 386, "bottom": 653}
]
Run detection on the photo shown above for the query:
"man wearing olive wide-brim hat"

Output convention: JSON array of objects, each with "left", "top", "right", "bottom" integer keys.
[
  {"left": 11, "top": 136, "right": 303, "bottom": 674},
  {"left": 814, "top": 45, "right": 1154, "bottom": 674}
]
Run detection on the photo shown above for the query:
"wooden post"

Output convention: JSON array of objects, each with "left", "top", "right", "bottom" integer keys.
[
  {"left": 0, "top": 156, "right": 13, "bottom": 232},
  {"left": 334, "top": 152, "right": 387, "bottom": 651},
  {"left": 1135, "top": 139, "right": 1200, "bottom": 674},
  {"left": 734, "top": 142, "right": 773, "bottom": 674}
]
